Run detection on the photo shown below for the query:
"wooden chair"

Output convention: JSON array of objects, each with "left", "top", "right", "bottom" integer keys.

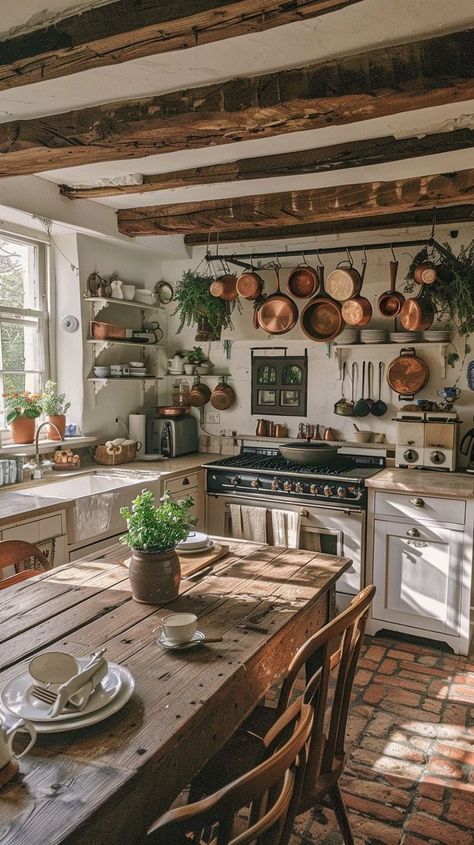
[
  {"left": 189, "top": 585, "right": 375, "bottom": 845},
  {"left": 147, "top": 699, "right": 313, "bottom": 845},
  {"left": 0, "top": 540, "right": 52, "bottom": 589}
]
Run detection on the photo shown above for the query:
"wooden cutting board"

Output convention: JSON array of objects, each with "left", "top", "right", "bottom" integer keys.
[{"left": 179, "top": 543, "right": 230, "bottom": 578}]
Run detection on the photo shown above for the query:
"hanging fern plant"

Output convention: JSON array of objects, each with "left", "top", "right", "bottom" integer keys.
[
  {"left": 405, "top": 241, "right": 474, "bottom": 336},
  {"left": 172, "top": 269, "right": 239, "bottom": 340}
]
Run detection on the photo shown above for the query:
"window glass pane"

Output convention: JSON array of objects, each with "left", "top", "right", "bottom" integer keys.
[
  {"left": 280, "top": 389, "right": 300, "bottom": 406},
  {"left": 257, "top": 389, "right": 277, "bottom": 405},
  {"left": 0, "top": 238, "right": 38, "bottom": 309},
  {"left": 282, "top": 365, "right": 302, "bottom": 385},
  {"left": 257, "top": 365, "right": 276, "bottom": 384}
]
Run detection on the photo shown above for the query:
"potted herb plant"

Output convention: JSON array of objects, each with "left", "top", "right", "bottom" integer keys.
[
  {"left": 405, "top": 242, "right": 474, "bottom": 336},
  {"left": 41, "top": 381, "right": 71, "bottom": 440},
  {"left": 120, "top": 489, "right": 196, "bottom": 604},
  {"left": 172, "top": 269, "right": 238, "bottom": 341},
  {"left": 3, "top": 390, "right": 42, "bottom": 444}
]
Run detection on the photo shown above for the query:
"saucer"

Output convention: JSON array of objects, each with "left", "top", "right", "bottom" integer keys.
[
  {"left": 177, "top": 541, "right": 214, "bottom": 555},
  {"left": 157, "top": 631, "right": 205, "bottom": 650}
]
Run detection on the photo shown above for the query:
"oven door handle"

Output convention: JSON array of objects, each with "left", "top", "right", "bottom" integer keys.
[{"left": 207, "top": 491, "right": 363, "bottom": 514}]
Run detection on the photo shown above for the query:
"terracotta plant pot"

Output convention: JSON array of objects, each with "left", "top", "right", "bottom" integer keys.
[
  {"left": 128, "top": 547, "right": 181, "bottom": 604},
  {"left": 46, "top": 415, "right": 66, "bottom": 440},
  {"left": 10, "top": 415, "right": 36, "bottom": 444}
]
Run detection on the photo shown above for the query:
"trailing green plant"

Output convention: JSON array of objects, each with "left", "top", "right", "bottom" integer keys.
[
  {"left": 120, "top": 489, "right": 196, "bottom": 552},
  {"left": 41, "top": 380, "right": 71, "bottom": 416},
  {"left": 172, "top": 269, "right": 239, "bottom": 337},
  {"left": 405, "top": 242, "right": 474, "bottom": 335},
  {"left": 187, "top": 346, "right": 205, "bottom": 365},
  {"left": 3, "top": 390, "right": 42, "bottom": 423}
]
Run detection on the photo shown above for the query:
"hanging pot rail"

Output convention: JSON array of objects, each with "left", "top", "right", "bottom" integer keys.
[{"left": 206, "top": 237, "right": 441, "bottom": 269}]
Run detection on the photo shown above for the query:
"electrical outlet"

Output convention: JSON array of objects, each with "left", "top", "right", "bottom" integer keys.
[{"left": 207, "top": 410, "right": 220, "bottom": 424}]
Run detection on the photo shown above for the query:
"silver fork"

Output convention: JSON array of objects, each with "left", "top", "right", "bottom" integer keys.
[{"left": 30, "top": 686, "right": 58, "bottom": 706}]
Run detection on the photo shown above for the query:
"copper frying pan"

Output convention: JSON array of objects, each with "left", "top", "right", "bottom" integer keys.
[
  {"left": 257, "top": 267, "right": 298, "bottom": 334},
  {"left": 399, "top": 287, "right": 434, "bottom": 331},
  {"left": 341, "top": 258, "right": 371, "bottom": 326},
  {"left": 378, "top": 258, "right": 405, "bottom": 317},
  {"left": 300, "top": 265, "right": 345, "bottom": 342},
  {"left": 387, "top": 347, "right": 429, "bottom": 400}
]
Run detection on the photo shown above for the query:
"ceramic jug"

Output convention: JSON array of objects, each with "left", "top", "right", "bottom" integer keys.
[
  {"left": 168, "top": 354, "right": 184, "bottom": 373},
  {"left": 0, "top": 714, "right": 36, "bottom": 771},
  {"left": 110, "top": 280, "right": 123, "bottom": 299}
]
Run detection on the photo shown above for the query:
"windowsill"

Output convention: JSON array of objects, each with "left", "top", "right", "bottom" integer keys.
[{"left": 0, "top": 436, "right": 98, "bottom": 457}]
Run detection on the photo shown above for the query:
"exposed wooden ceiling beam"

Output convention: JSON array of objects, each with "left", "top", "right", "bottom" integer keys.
[
  {"left": 117, "top": 169, "right": 474, "bottom": 236},
  {"left": 183, "top": 205, "right": 474, "bottom": 245},
  {"left": 0, "top": 1, "right": 362, "bottom": 92},
  {"left": 0, "top": 29, "right": 473, "bottom": 179},
  {"left": 59, "top": 128, "right": 474, "bottom": 199}
]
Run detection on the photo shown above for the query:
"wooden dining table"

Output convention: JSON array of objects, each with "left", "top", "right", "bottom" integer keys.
[{"left": 0, "top": 538, "right": 350, "bottom": 845}]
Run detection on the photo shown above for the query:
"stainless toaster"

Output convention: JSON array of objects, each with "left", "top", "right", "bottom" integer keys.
[{"left": 147, "top": 416, "right": 198, "bottom": 458}]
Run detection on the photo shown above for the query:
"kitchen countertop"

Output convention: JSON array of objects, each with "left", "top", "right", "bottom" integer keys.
[
  {"left": 125, "top": 452, "right": 221, "bottom": 479},
  {"left": 0, "top": 492, "right": 74, "bottom": 527},
  {"left": 366, "top": 467, "right": 474, "bottom": 499}
]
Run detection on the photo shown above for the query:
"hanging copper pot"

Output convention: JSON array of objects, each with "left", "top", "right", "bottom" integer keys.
[
  {"left": 189, "top": 376, "right": 211, "bottom": 407},
  {"left": 341, "top": 258, "right": 371, "bottom": 326},
  {"left": 210, "top": 379, "right": 235, "bottom": 410},
  {"left": 325, "top": 257, "right": 362, "bottom": 302},
  {"left": 399, "top": 287, "right": 435, "bottom": 331},
  {"left": 413, "top": 260, "right": 437, "bottom": 285},
  {"left": 210, "top": 274, "right": 238, "bottom": 301},
  {"left": 378, "top": 259, "right": 405, "bottom": 317},
  {"left": 387, "top": 347, "right": 429, "bottom": 400},
  {"left": 300, "top": 265, "right": 345, "bottom": 342},
  {"left": 287, "top": 259, "right": 320, "bottom": 299},
  {"left": 257, "top": 268, "right": 298, "bottom": 334},
  {"left": 236, "top": 269, "right": 264, "bottom": 300}
]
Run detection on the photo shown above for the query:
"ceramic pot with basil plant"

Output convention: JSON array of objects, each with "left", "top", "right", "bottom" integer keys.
[
  {"left": 3, "top": 390, "right": 42, "bottom": 444},
  {"left": 41, "top": 381, "right": 71, "bottom": 441},
  {"left": 120, "top": 490, "right": 196, "bottom": 604}
]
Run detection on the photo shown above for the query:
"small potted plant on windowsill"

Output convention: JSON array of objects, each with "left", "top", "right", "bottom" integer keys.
[
  {"left": 3, "top": 390, "right": 42, "bottom": 444},
  {"left": 41, "top": 381, "right": 71, "bottom": 441},
  {"left": 120, "top": 489, "right": 196, "bottom": 604}
]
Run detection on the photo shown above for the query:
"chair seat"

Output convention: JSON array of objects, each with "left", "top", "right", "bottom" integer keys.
[{"left": 0, "top": 569, "right": 38, "bottom": 589}]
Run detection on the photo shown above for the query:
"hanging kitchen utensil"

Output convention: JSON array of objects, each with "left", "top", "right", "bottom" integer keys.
[
  {"left": 413, "top": 259, "right": 437, "bottom": 285},
  {"left": 386, "top": 347, "right": 429, "bottom": 400},
  {"left": 210, "top": 274, "right": 238, "bottom": 301},
  {"left": 189, "top": 376, "right": 211, "bottom": 407},
  {"left": 325, "top": 249, "right": 362, "bottom": 302},
  {"left": 366, "top": 361, "right": 375, "bottom": 412},
  {"left": 399, "top": 286, "right": 435, "bottom": 331},
  {"left": 353, "top": 361, "right": 371, "bottom": 417},
  {"left": 257, "top": 264, "right": 298, "bottom": 334},
  {"left": 287, "top": 254, "right": 320, "bottom": 299},
  {"left": 341, "top": 253, "right": 372, "bottom": 326},
  {"left": 371, "top": 362, "right": 388, "bottom": 416},
  {"left": 210, "top": 378, "right": 236, "bottom": 410},
  {"left": 378, "top": 249, "right": 405, "bottom": 317},
  {"left": 300, "top": 264, "right": 345, "bottom": 342},
  {"left": 236, "top": 258, "right": 264, "bottom": 300},
  {"left": 333, "top": 362, "right": 354, "bottom": 416}
]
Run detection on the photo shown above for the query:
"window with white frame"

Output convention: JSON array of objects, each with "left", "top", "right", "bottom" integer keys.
[{"left": 0, "top": 233, "right": 49, "bottom": 432}]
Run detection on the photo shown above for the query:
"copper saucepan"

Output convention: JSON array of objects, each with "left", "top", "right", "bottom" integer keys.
[
  {"left": 287, "top": 258, "right": 320, "bottom": 299},
  {"left": 326, "top": 255, "right": 362, "bottom": 302},
  {"left": 399, "top": 287, "right": 434, "bottom": 331},
  {"left": 378, "top": 259, "right": 405, "bottom": 317},
  {"left": 257, "top": 267, "right": 298, "bottom": 334},
  {"left": 341, "top": 258, "right": 372, "bottom": 326},
  {"left": 300, "top": 265, "right": 345, "bottom": 342},
  {"left": 210, "top": 273, "right": 238, "bottom": 301},
  {"left": 236, "top": 268, "right": 264, "bottom": 300},
  {"left": 387, "top": 347, "right": 429, "bottom": 400}
]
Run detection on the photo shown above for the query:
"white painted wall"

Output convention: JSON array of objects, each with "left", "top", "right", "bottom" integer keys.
[{"left": 161, "top": 224, "right": 474, "bottom": 465}]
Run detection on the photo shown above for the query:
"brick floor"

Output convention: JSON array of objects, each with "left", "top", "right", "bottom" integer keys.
[{"left": 287, "top": 635, "right": 474, "bottom": 845}]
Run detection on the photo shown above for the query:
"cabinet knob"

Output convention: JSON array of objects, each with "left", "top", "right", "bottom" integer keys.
[
  {"left": 410, "top": 497, "right": 425, "bottom": 508},
  {"left": 407, "top": 528, "right": 420, "bottom": 538},
  {"left": 182, "top": 477, "right": 190, "bottom": 486},
  {"left": 300, "top": 509, "right": 309, "bottom": 519}
]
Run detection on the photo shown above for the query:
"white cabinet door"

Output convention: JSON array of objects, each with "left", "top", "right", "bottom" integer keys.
[{"left": 372, "top": 519, "right": 463, "bottom": 635}]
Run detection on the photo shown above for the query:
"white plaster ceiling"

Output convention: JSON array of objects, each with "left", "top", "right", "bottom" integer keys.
[{"left": 0, "top": 0, "right": 472, "bottom": 255}]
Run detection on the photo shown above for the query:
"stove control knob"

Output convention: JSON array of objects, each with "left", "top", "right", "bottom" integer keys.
[
  {"left": 403, "top": 449, "right": 419, "bottom": 463},
  {"left": 271, "top": 478, "right": 281, "bottom": 491},
  {"left": 283, "top": 480, "right": 294, "bottom": 492},
  {"left": 337, "top": 486, "right": 346, "bottom": 498},
  {"left": 323, "top": 484, "right": 333, "bottom": 497},
  {"left": 430, "top": 450, "right": 446, "bottom": 464},
  {"left": 295, "top": 481, "right": 304, "bottom": 494},
  {"left": 229, "top": 475, "right": 241, "bottom": 486},
  {"left": 347, "top": 485, "right": 356, "bottom": 497},
  {"left": 251, "top": 478, "right": 262, "bottom": 488},
  {"left": 310, "top": 483, "right": 318, "bottom": 495}
]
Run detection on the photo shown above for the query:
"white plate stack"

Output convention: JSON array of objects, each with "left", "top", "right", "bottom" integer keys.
[
  {"left": 422, "top": 330, "right": 451, "bottom": 342},
  {"left": 176, "top": 531, "right": 214, "bottom": 555},
  {"left": 389, "top": 331, "right": 422, "bottom": 343},
  {"left": 360, "top": 329, "right": 387, "bottom": 344}
]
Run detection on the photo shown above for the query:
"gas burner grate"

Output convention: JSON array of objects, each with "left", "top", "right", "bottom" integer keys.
[{"left": 208, "top": 454, "right": 354, "bottom": 476}]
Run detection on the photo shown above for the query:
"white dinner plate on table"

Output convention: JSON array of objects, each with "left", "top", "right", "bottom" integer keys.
[
  {"left": 1, "top": 658, "right": 123, "bottom": 722},
  {"left": 177, "top": 541, "right": 214, "bottom": 555},
  {"left": 157, "top": 631, "right": 206, "bottom": 650},
  {"left": 0, "top": 664, "right": 135, "bottom": 732}
]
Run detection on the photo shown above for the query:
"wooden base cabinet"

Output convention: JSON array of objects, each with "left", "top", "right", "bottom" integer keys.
[
  {"left": 161, "top": 470, "right": 205, "bottom": 529},
  {"left": 366, "top": 490, "right": 474, "bottom": 654}
]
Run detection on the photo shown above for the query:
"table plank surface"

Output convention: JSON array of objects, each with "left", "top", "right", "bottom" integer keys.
[{"left": 0, "top": 539, "right": 350, "bottom": 845}]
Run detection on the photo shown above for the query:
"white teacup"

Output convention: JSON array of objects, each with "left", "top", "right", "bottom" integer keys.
[
  {"left": 0, "top": 714, "right": 36, "bottom": 769},
  {"left": 156, "top": 612, "right": 197, "bottom": 644}
]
